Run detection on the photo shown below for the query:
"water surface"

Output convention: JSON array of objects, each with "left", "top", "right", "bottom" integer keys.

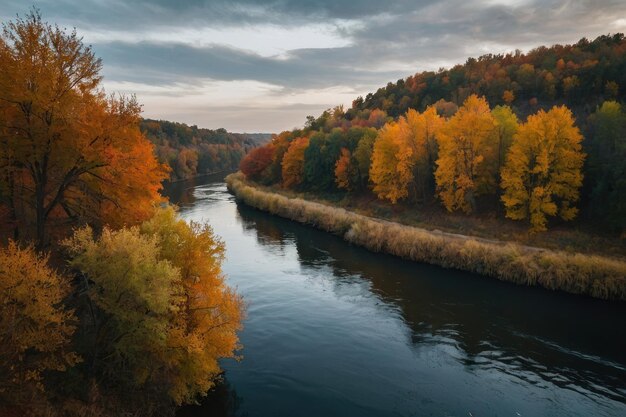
[{"left": 168, "top": 174, "right": 626, "bottom": 417}]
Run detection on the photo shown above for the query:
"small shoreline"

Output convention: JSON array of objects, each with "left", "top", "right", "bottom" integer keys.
[{"left": 226, "top": 172, "right": 626, "bottom": 301}]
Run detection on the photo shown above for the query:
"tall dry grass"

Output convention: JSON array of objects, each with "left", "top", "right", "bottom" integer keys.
[{"left": 226, "top": 172, "right": 626, "bottom": 301}]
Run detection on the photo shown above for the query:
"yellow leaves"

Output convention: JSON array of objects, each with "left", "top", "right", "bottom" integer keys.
[
  {"left": 435, "top": 95, "right": 497, "bottom": 213},
  {"left": 501, "top": 106, "right": 585, "bottom": 231},
  {"left": 63, "top": 206, "right": 243, "bottom": 406},
  {"left": 281, "top": 137, "right": 309, "bottom": 188},
  {"left": 370, "top": 122, "right": 409, "bottom": 203},
  {"left": 0, "top": 242, "right": 79, "bottom": 405},
  {"left": 370, "top": 106, "right": 443, "bottom": 203}
]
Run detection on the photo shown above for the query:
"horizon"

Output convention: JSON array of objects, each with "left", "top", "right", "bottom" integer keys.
[{"left": 2, "top": 0, "right": 626, "bottom": 133}]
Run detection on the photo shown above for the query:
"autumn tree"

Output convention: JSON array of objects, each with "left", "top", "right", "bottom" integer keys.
[
  {"left": 489, "top": 105, "right": 519, "bottom": 196},
  {"left": 352, "top": 128, "right": 377, "bottom": 189},
  {"left": 370, "top": 121, "right": 409, "bottom": 203},
  {"left": 63, "top": 207, "right": 243, "bottom": 412},
  {"left": 434, "top": 95, "right": 497, "bottom": 213},
  {"left": 0, "top": 242, "right": 79, "bottom": 412},
  {"left": 0, "top": 11, "right": 168, "bottom": 246},
  {"left": 240, "top": 144, "right": 275, "bottom": 182},
  {"left": 140, "top": 207, "right": 243, "bottom": 404},
  {"left": 175, "top": 148, "right": 199, "bottom": 179},
  {"left": 335, "top": 148, "right": 353, "bottom": 190},
  {"left": 501, "top": 106, "right": 585, "bottom": 231},
  {"left": 404, "top": 107, "right": 444, "bottom": 199},
  {"left": 281, "top": 137, "right": 309, "bottom": 188}
]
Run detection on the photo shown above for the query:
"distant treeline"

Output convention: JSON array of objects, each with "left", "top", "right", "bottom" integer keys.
[
  {"left": 141, "top": 119, "right": 271, "bottom": 181},
  {"left": 240, "top": 34, "right": 626, "bottom": 235}
]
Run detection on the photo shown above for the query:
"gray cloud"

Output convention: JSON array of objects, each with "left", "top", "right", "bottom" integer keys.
[{"left": 2, "top": 0, "right": 625, "bottom": 132}]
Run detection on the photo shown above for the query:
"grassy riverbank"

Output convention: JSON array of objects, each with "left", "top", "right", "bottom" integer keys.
[{"left": 226, "top": 172, "right": 626, "bottom": 301}]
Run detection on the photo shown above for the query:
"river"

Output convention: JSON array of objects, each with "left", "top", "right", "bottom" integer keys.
[{"left": 167, "top": 174, "right": 626, "bottom": 417}]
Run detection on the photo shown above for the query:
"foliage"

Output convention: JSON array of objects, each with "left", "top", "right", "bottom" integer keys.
[
  {"left": 0, "top": 242, "right": 79, "bottom": 411},
  {"left": 585, "top": 101, "right": 626, "bottom": 234},
  {"left": 140, "top": 207, "right": 244, "bottom": 405},
  {"left": 281, "top": 137, "right": 309, "bottom": 188},
  {"left": 334, "top": 148, "right": 353, "bottom": 190},
  {"left": 348, "top": 34, "right": 626, "bottom": 119},
  {"left": 62, "top": 207, "right": 243, "bottom": 412},
  {"left": 141, "top": 119, "right": 270, "bottom": 181},
  {"left": 501, "top": 106, "right": 585, "bottom": 231},
  {"left": 0, "top": 11, "right": 168, "bottom": 246},
  {"left": 370, "top": 121, "right": 411, "bottom": 203},
  {"left": 434, "top": 95, "right": 497, "bottom": 213},
  {"left": 240, "top": 144, "right": 275, "bottom": 182}
]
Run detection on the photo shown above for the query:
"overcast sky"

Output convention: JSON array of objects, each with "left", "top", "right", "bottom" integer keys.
[{"left": 2, "top": 1, "right": 626, "bottom": 133}]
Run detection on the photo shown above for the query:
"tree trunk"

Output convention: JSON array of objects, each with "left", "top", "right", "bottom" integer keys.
[{"left": 35, "top": 180, "right": 46, "bottom": 248}]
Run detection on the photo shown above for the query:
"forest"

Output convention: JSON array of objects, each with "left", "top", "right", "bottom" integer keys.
[
  {"left": 240, "top": 34, "right": 626, "bottom": 238},
  {"left": 141, "top": 119, "right": 270, "bottom": 181},
  {"left": 0, "top": 12, "right": 243, "bottom": 417}
]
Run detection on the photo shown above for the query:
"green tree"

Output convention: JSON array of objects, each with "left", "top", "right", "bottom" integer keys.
[{"left": 585, "top": 101, "right": 626, "bottom": 233}]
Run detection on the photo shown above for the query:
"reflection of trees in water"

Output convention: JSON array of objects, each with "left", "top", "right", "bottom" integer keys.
[
  {"left": 236, "top": 203, "right": 626, "bottom": 405},
  {"left": 162, "top": 179, "right": 198, "bottom": 207},
  {"left": 235, "top": 205, "right": 292, "bottom": 254},
  {"left": 177, "top": 375, "right": 245, "bottom": 417}
]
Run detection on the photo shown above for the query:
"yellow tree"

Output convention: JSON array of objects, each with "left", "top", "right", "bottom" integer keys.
[
  {"left": 434, "top": 95, "right": 497, "bottom": 213},
  {"left": 64, "top": 207, "right": 243, "bottom": 409},
  {"left": 404, "top": 107, "right": 444, "bottom": 199},
  {"left": 501, "top": 106, "right": 584, "bottom": 231},
  {"left": 0, "top": 242, "right": 79, "bottom": 410},
  {"left": 370, "top": 121, "right": 410, "bottom": 203},
  {"left": 0, "top": 11, "right": 168, "bottom": 246},
  {"left": 140, "top": 207, "right": 243, "bottom": 404},
  {"left": 281, "top": 137, "right": 309, "bottom": 188},
  {"left": 370, "top": 107, "right": 443, "bottom": 203}
]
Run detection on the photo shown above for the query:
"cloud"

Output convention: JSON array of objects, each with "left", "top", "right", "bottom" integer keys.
[{"left": 2, "top": 0, "right": 625, "bottom": 132}]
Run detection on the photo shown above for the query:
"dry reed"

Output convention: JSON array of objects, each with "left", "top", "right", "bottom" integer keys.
[{"left": 226, "top": 172, "right": 626, "bottom": 301}]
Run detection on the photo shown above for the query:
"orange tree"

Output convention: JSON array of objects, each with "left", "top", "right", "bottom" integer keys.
[{"left": 0, "top": 11, "right": 168, "bottom": 246}]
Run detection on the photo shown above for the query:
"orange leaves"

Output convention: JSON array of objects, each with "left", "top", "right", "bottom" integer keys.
[
  {"left": 281, "top": 137, "right": 309, "bottom": 188},
  {"left": 0, "top": 13, "right": 168, "bottom": 244},
  {"left": 501, "top": 106, "right": 584, "bottom": 231},
  {"left": 335, "top": 148, "right": 352, "bottom": 190}
]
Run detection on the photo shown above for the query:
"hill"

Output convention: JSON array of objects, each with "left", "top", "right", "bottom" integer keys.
[
  {"left": 346, "top": 33, "right": 626, "bottom": 122},
  {"left": 141, "top": 119, "right": 271, "bottom": 181}
]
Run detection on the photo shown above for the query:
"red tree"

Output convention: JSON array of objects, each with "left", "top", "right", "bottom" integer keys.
[{"left": 240, "top": 145, "right": 275, "bottom": 181}]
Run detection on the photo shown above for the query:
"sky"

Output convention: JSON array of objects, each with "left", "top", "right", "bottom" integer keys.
[{"left": 2, "top": 1, "right": 626, "bottom": 133}]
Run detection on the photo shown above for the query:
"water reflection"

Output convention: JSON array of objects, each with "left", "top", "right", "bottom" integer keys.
[
  {"left": 175, "top": 178, "right": 626, "bottom": 417},
  {"left": 235, "top": 202, "right": 626, "bottom": 407}
]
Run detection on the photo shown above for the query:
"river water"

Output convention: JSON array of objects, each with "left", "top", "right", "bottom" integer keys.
[{"left": 168, "top": 174, "right": 626, "bottom": 417}]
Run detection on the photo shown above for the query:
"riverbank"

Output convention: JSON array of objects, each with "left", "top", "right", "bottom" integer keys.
[{"left": 226, "top": 172, "right": 626, "bottom": 301}]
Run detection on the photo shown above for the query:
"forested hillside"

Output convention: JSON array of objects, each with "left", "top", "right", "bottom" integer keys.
[
  {"left": 240, "top": 34, "right": 626, "bottom": 237},
  {"left": 141, "top": 119, "right": 271, "bottom": 181},
  {"left": 348, "top": 34, "right": 626, "bottom": 121}
]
